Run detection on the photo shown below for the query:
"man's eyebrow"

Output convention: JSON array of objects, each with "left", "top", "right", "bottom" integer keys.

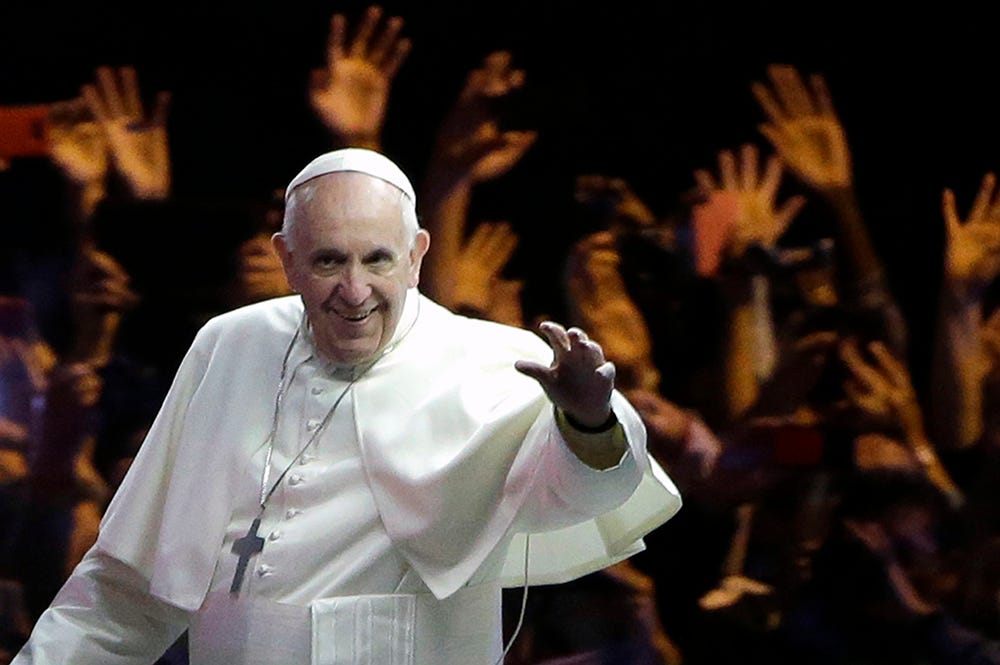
[
  {"left": 365, "top": 247, "right": 397, "bottom": 261},
  {"left": 309, "top": 247, "right": 348, "bottom": 259}
]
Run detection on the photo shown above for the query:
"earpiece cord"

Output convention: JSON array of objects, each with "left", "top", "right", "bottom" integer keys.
[{"left": 494, "top": 534, "right": 530, "bottom": 665}]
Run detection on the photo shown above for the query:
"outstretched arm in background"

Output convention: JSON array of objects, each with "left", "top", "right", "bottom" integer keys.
[
  {"left": 421, "top": 51, "right": 537, "bottom": 302},
  {"left": 751, "top": 64, "right": 906, "bottom": 354},
  {"left": 693, "top": 144, "right": 805, "bottom": 420},
  {"left": 82, "top": 66, "right": 170, "bottom": 201},
  {"left": 450, "top": 220, "right": 523, "bottom": 326},
  {"left": 563, "top": 224, "right": 661, "bottom": 394},
  {"left": 309, "top": 5, "right": 411, "bottom": 150},
  {"left": 930, "top": 174, "right": 1000, "bottom": 450},
  {"left": 842, "top": 339, "right": 963, "bottom": 506},
  {"left": 47, "top": 98, "right": 109, "bottom": 223}
]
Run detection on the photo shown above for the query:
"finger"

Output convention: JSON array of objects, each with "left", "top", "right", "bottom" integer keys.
[
  {"left": 120, "top": 66, "right": 144, "bottom": 119},
  {"left": 769, "top": 64, "right": 815, "bottom": 118},
  {"left": 758, "top": 154, "right": 783, "bottom": 201},
  {"left": 567, "top": 330, "right": 608, "bottom": 369},
  {"left": 350, "top": 5, "right": 382, "bottom": 56},
  {"left": 942, "top": 188, "right": 960, "bottom": 239},
  {"left": 566, "top": 326, "right": 591, "bottom": 342},
  {"left": 81, "top": 248, "right": 127, "bottom": 277},
  {"left": 508, "top": 69, "right": 526, "bottom": 89},
  {"left": 867, "top": 341, "right": 910, "bottom": 391},
  {"left": 596, "top": 361, "right": 616, "bottom": 383},
  {"left": 840, "top": 341, "right": 885, "bottom": 393},
  {"left": 505, "top": 129, "right": 538, "bottom": 151},
  {"left": 739, "top": 143, "right": 759, "bottom": 192},
  {"left": 481, "top": 222, "right": 518, "bottom": 271},
  {"left": 810, "top": 73, "right": 838, "bottom": 118},
  {"left": 464, "top": 223, "right": 490, "bottom": 255},
  {"left": 774, "top": 195, "right": 807, "bottom": 231},
  {"left": 328, "top": 13, "right": 347, "bottom": 61},
  {"left": 514, "top": 359, "right": 554, "bottom": 384},
  {"left": 482, "top": 51, "right": 513, "bottom": 96},
  {"left": 750, "top": 81, "right": 786, "bottom": 124},
  {"left": 843, "top": 379, "right": 881, "bottom": 416},
  {"left": 81, "top": 84, "right": 109, "bottom": 123},
  {"left": 693, "top": 168, "right": 717, "bottom": 193},
  {"left": 369, "top": 15, "right": 404, "bottom": 65},
  {"left": 382, "top": 38, "right": 412, "bottom": 80},
  {"left": 969, "top": 172, "right": 996, "bottom": 224},
  {"left": 151, "top": 91, "right": 171, "bottom": 127},
  {"left": 492, "top": 225, "right": 519, "bottom": 266},
  {"left": 718, "top": 150, "right": 738, "bottom": 190},
  {"left": 988, "top": 180, "right": 1000, "bottom": 222},
  {"left": 96, "top": 67, "right": 124, "bottom": 118},
  {"left": 757, "top": 124, "right": 787, "bottom": 154},
  {"left": 537, "top": 320, "right": 571, "bottom": 356}
]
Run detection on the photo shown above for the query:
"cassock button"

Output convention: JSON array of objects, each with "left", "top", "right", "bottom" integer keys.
[
  {"left": 289, "top": 474, "right": 304, "bottom": 486},
  {"left": 311, "top": 386, "right": 325, "bottom": 395},
  {"left": 306, "top": 419, "right": 320, "bottom": 431},
  {"left": 285, "top": 508, "right": 300, "bottom": 519},
  {"left": 257, "top": 564, "right": 274, "bottom": 577},
  {"left": 269, "top": 530, "right": 281, "bottom": 542},
  {"left": 299, "top": 454, "right": 314, "bottom": 465}
]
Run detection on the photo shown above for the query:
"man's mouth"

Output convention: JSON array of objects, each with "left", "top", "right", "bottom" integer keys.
[{"left": 333, "top": 306, "right": 377, "bottom": 322}]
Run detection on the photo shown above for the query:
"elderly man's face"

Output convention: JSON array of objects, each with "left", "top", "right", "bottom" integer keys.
[{"left": 274, "top": 172, "right": 429, "bottom": 366}]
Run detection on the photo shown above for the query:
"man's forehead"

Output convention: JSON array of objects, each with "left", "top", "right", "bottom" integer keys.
[{"left": 293, "top": 178, "right": 409, "bottom": 244}]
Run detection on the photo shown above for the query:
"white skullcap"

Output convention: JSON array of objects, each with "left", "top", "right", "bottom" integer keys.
[{"left": 284, "top": 148, "right": 416, "bottom": 205}]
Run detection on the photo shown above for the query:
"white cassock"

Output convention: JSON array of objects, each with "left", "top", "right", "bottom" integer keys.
[{"left": 14, "top": 290, "right": 681, "bottom": 665}]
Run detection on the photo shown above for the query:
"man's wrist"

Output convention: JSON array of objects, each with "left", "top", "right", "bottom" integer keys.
[{"left": 561, "top": 409, "right": 618, "bottom": 434}]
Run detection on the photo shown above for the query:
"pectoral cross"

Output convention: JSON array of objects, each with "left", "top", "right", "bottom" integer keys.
[{"left": 230, "top": 517, "right": 265, "bottom": 594}]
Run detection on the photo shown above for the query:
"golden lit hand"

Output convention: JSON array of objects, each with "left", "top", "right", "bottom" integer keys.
[
  {"left": 841, "top": 339, "right": 922, "bottom": 436},
  {"left": 431, "top": 51, "right": 537, "bottom": 184},
  {"left": 752, "top": 64, "right": 852, "bottom": 191},
  {"left": 694, "top": 143, "right": 806, "bottom": 255},
  {"left": 83, "top": 66, "right": 171, "bottom": 200},
  {"left": 309, "top": 5, "right": 411, "bottom": 149},
  {"left": 942, "top": 173, "right": 1000, "bottom": 293},
  {"left": 452, "top": 221, "right": 519, "bottom": 317}
]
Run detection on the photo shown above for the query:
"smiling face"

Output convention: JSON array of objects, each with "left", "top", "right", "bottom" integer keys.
[{"left": 274, "top": 172, "right": 429, "bottom": 366}]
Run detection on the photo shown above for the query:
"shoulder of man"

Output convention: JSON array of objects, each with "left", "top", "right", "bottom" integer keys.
[
  {"left": 192, "top": 295, "right": 303, "bottom": 352},
  {"left": 417, "top": 295, "right": 552, "bottom": 366}
]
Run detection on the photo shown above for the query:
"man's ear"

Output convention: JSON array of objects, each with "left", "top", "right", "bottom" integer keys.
[
  {"left": 272, "top": 232, "right": 298, "bottom": 291},
  {"left": 408, "top": 229, "right": 431, "bottom": 288}
]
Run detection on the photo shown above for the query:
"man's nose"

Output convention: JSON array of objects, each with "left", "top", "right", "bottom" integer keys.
[{"left": 336, "top": 264, "right": 373, "bottom": 305}]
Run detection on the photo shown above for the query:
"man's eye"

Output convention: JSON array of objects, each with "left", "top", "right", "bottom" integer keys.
[
  {"left": 313, "top": 255, "right": 344, "bottom": 271},
  {"left": 365, "top": 253, "right": 396, "bottom": 272}
]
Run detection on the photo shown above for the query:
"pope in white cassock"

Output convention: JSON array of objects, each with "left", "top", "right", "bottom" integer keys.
[{"left": 13, "top": 149, "right": 682, "bottom": 665}]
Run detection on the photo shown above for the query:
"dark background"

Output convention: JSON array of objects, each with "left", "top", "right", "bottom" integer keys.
[{"left": 2, "top": 1, "right": 1000, "bottom": 388}]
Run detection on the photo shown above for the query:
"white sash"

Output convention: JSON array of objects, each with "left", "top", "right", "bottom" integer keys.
[{"left": 189, "top": 583, "right": 501, "bottom": 665}]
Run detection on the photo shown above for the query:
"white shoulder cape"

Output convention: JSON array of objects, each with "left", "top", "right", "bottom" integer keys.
[{"left": 96, "top": 293, "right": 681, "bottom": 611}]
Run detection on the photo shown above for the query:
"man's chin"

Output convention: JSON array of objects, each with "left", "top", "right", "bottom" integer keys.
[{"left": 318, "top": 338, "right": 383, "bottom": 367}]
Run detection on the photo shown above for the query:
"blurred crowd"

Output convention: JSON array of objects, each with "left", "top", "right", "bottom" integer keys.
[{"left": 4, "top": 6, "right": 1000, "bottom": 664}]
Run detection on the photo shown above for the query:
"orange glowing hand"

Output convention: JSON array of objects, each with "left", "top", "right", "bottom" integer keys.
[
  {"left": 309, "top": 5, "right": 411, "bottom": 149},
  {"left": 752, "top": 64, "right": 852, "bottom": 192}
]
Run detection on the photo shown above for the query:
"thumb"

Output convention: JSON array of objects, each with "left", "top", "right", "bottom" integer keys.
[{"left": 515, "top": 359, "right": 550, "bottom": 384}]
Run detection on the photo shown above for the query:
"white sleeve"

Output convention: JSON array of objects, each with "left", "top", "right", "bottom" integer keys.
[{"left": 12, "top": 547, "right": 190, "bottom": 665}]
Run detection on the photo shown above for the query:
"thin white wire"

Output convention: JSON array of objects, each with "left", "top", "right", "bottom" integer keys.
[{"left": 494, "top": 534, "right": 530, "bottom": 665}]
